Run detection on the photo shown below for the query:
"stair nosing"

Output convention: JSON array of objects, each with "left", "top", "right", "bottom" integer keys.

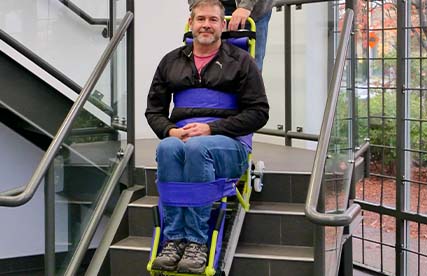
[
  {"left": 110, "top": 244, "right": 151, "bottom": 252},
  {"left": 248, "top": 202, "right": 306, "bottom": 216},
  {"left": 110, "top": 236, "right": 152, "bottom": 252},
  {"left": 235, "top": 243, "right": 314, "bottom": 262},
  {"left": 129, "top": 195, "right": 159, "bottom": 207},
  {"left": 234, "top": 252, "right": 313, "bottom": 262}
]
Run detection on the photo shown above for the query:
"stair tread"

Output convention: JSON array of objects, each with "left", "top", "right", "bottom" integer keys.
[
  {"left": 135, "top": 139, "right": 315, "bottom": 172},
  {"left": 129, "top": 197, "right": 306, "bottom": 215},
  {"left": 129, "top": 196, "right": 159, "bottom": 207},
  {"left": 235, "top": 243, "right": 314, "bottom": 262},
  {"left": 110, "top": 236, "right": 152, "bottom": 251},
  {"left": 249, "top": 202, "right": 305, "bottom": 215}
]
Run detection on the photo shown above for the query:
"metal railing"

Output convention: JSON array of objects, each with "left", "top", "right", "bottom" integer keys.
[
  {"left": 58, "top": 0, "right": 108, "bottom": 26},
  {"left": 0, "top": 11, "right": 134, "bottom": 207},
  {"left": 304, "top": 9, "right": 362, "bottom": 226},
  {"left": 257, "top": 128, "right": 319, "bottom": 141}
]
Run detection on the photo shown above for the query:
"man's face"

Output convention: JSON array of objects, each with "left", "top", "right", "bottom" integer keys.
[{"left": 189, "top": 5, "right": 225, "bottom": 46}]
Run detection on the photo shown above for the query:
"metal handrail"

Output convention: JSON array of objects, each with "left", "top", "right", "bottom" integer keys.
[
  {"left": 0, "top": 11, "right": 134, "bottom": 207},
  {"left": 355, "top": 140, "right": 370, "bottom": 160},
  {"left": 304, "top": 9, "right": 361, "bottom": 226},
  {"left": 58, "top": 0, "right": 108, "bottom": 26},
  {"left": 257, "top": 128, "right": 319, "bottom": 141},
  {"left": 64, "top": 143, "right": 134, "bottom": 276},
  {"left": 273, "top": 0, "right": 330, "bottom": 9}
]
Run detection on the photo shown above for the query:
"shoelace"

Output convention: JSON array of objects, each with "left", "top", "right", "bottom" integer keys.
[
  {"left": 183, "top": 244, "right": 207, "bottom": 260},
  {"left": 159, "top": 242, "right": 180, "bottom": 257}
]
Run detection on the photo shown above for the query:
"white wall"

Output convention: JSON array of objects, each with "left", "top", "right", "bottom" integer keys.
[
  {"left": 0, "top": 0, "right": 331, "bottom": 260},
  {"left": 0, "top": 0, "right": 329, "bottom": 146},
  {"left": 0, "top": 122, "right": 45, "bottom": 258},
  {"left": 134, "top": 1, "right": 188, "bottom": 139}
]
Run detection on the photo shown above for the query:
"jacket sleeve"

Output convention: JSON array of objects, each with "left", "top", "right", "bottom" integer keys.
[
  {"left": 189, "top": 0, "right": 257, "bottom": 12},
  {"left": 145, "top": 60, "right": 177, "bottom": 139},
  {"left": 208, "top": 55, "right": 269, "bottom": 137},
  {"left": 237, "top": 0, "right": 258, "bottom": 11}
]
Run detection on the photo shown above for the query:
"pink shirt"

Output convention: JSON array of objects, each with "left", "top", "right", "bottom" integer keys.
[{"left": 193, "top": 50, "right": 219, "bottom": 75}]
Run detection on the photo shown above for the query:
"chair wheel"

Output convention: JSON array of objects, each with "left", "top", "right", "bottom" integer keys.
[
  {"left": 254, "top": 161, "right": 265, "bottom": 192},
  {"left": 254, "top": 178, "right": 263, "bottom": 192}
]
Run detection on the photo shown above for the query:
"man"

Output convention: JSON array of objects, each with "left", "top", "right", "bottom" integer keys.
[
  {"left": 188, "top": 0, "right": 274, "bottom": 70},
  {"left": 145, "top": 0, "right": 269, "bottom": 273}
]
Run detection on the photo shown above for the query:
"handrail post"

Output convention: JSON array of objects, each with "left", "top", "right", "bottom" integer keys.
[
  {"left": 109, "top": 0, "right": 118, "bottom": 118},
  {"left": 284, "top": 4, "right": 292, "bottom": 146},
  {"left": 126, "top": 0, "right": 135, "bottom": 187},
  {"left": 45, "top": 164, "right": 56, "bottom": 276}
]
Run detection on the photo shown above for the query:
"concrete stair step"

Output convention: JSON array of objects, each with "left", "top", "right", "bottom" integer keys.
[
  {"left": 128, "top": 196, "right": 159, "bottom": 237},
  {"left": 231, "top": 243, "right": 314, "bottom": 276},
  {"left": 110, "top": 236, "right": 151, "bottom": 276},
  {"left": 241, "top": 202, "right": 314, "bottom": 247}
]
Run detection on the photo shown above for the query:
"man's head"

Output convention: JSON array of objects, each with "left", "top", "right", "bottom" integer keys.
[{"left": 189, "top": 0, "right": 226, "bottom": 47}]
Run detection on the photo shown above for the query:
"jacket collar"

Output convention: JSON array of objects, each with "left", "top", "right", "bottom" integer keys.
[{"left": 181, "top": 41, "right": 234, "bottom": 60}]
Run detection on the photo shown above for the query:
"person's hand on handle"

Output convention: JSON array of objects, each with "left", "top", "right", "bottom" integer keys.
[{"left": 228, "top": 7, "right": 251, "bottom": 30}]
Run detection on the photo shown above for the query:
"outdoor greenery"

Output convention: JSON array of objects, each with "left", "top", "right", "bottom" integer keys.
[{"left": 337, "top": 0, "right": 427, "bottom": 170}]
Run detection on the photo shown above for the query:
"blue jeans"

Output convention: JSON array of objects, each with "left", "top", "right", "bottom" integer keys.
[
  {"left": 156, "top": 135, "right": 249, "bottom": 244},
  {"left": 254, "top": 11, "right": 272, "bottom": 71}
]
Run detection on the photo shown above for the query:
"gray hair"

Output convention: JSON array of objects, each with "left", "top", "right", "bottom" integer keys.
[{"left": 190, "top": 0, "right": 225, "bottom": 20}]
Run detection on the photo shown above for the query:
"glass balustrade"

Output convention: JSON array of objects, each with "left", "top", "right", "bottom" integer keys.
[
  {"left": 321, "top": 51, "right": 353, "bottom": 275},
  {"left": 0, "top": 0, "right": 115, "bottom": 120},
  {"left": 51, "top": 31, "right": 128, "bottom": 273}
]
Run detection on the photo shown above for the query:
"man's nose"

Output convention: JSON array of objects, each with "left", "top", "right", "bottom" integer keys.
[{"left": 201, "top": 19, "right": 211, "bottom": 28}]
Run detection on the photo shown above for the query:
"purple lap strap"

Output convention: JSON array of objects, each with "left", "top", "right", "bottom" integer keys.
[{"left": 157, "top": 178, "right": 238, "bottom": 207}]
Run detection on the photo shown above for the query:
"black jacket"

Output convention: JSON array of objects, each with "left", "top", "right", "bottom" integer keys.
[{"left": 145, "top": 42, "right": 269, "bottom": 139}]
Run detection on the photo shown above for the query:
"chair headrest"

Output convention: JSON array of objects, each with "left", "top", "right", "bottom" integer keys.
[{"left": 183, "top": 30, "right": 256, "bottom": 52}]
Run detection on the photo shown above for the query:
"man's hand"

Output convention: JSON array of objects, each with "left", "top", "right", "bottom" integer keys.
[
  {"left": 168, "top": 128, "right": 189, "bottom": 140},
  {"left": 182, "top": 123, "right": 211, "bottom": 141},
  {"left": 168, "top": 123, "right": 211, "bottom": 142},
  {"left": 228, "top": 8, "right": 251, "bottom": 30}
]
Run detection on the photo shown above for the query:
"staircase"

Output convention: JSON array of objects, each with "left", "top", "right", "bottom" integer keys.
[{"left": 108, "top": 140, "right": 318, "bottom": 276}]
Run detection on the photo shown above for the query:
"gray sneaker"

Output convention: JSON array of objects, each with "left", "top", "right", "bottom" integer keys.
[
  {"left": 152, "top": 240, "right": 187, "bottom": 271},
  {"left": 177, "top": 242, "right": 209, "bottom": 274}
]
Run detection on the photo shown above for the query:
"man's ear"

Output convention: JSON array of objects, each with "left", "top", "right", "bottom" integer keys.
[
  {"left": 188, "top": 17, "right": 193, "bottom": 29},
  {"left": 222, "top": 19, "right": 226, "bottom": 31}
]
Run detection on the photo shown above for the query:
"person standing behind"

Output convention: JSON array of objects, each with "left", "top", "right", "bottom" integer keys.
[
  {"left": 188, "top": 0, "right": 274, "bottom": 70},
  {"left": 146, "top": 0, "right": 269, "bottom": 273}
]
